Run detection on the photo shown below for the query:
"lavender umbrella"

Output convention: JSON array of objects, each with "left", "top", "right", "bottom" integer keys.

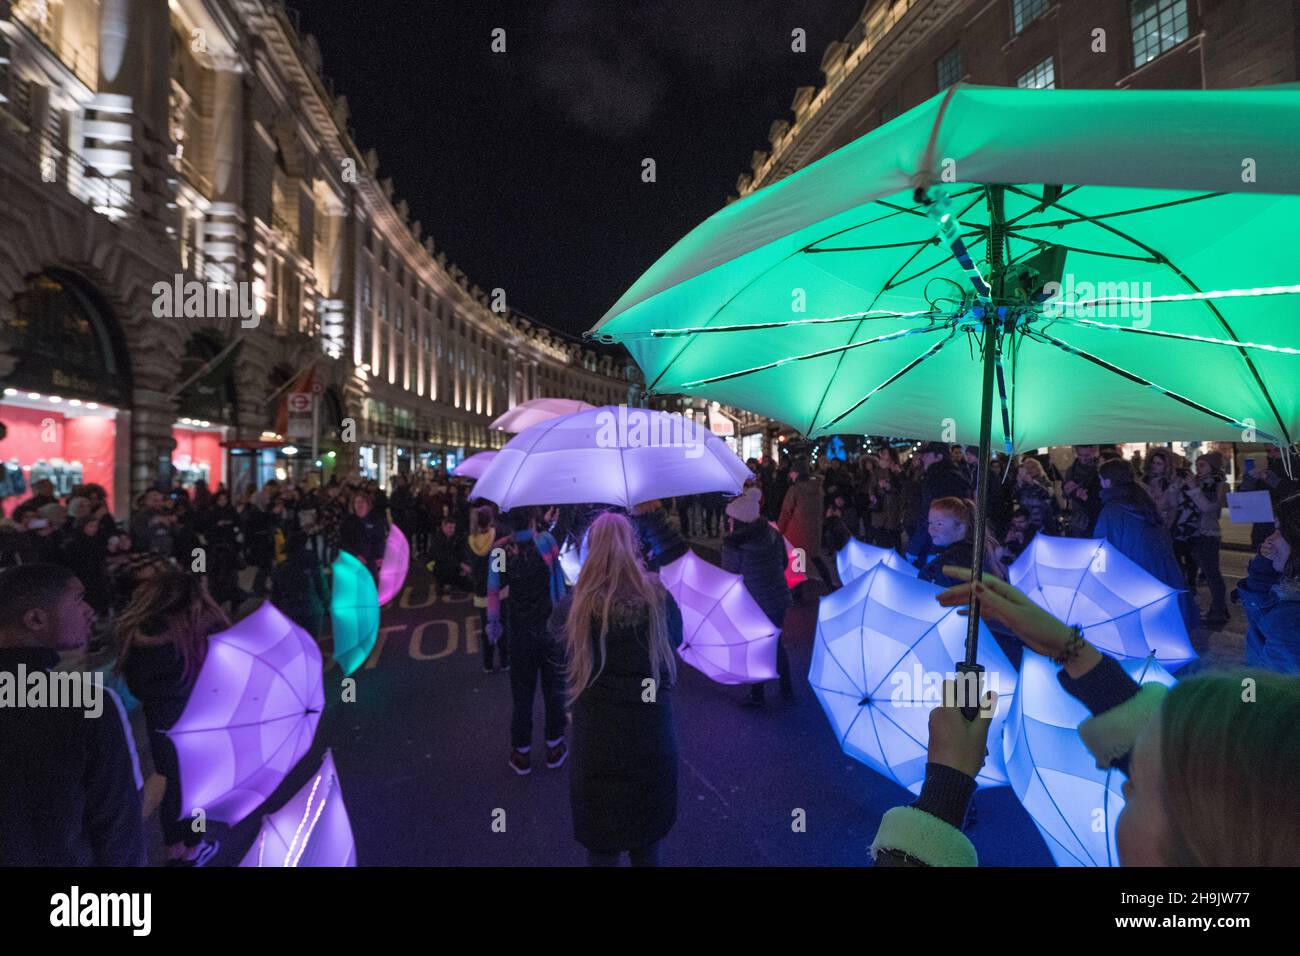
[
  {"left": 473, "top": 404, "right": 751, "bottom": 510},
  {"left": 1008, "top": 535, "right": 1197, "bottom": 670},
  {"left": 490, "top": 397, "right": 595, "bottom": 433},
  {"left": 452, "top": 450, "right": 497, "bottom": 480},
  {"left": 809, "top": 563, "right": 1018, "bottom": 794},
  {"left": 659, "top": 549, "right": 780, "bottom": 684},
  {"left": 167, "top": 602, "right": 324, "bottom": 826},
  {"left": 376, "top": 524, "right": 410, "bottom": 606},
  {"left": 330, "top": 550, "right": 380, "bottom": 676},
  {"left": 836, "top": 537, "right": 918, "bottom": 588},
  {"left": 239, "top": 749, "right": 356, "bottom": 867}
]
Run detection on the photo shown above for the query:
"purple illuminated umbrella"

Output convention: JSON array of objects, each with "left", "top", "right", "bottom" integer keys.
[
  {"left": 809, "top": 563, "right": 1018, "bottom": 793},
  {"left": 473, "top": 404, "right": 751, "bottom": 510},
  {"left": 490, "top": 397, "right": 595, "bottom": 433},
  {"left": 1008, "top": 535, "right": 1196, "bottom": 670},
  {"left": 452, "top": 450, "right": 497, "bottom": 480},
  {"left": 376, "top": 524, "right": 410, "bottom": 606},
  {"left": 167, "top": 602, "right": 324, "bottom": 826},
  {"left": 330, "top": 550, "right": 380, "bottom": 676},
  {"left": 239, "top": 750, "right": 356, "bottom": 867},
  {"left": 836, "top": 537, "right": 918, "bottom": 587},
  {"left": 659, "top": 549, "right": 780, "bottom": 685},
  {"left": 1005, "top": 650, "right": 1175, "bottom": 866}
]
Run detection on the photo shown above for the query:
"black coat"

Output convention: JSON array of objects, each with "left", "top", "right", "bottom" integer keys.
[
  {"left": 271, "top": 548, "right": 329, "bottom": 637},
  {"left": 721, "top": 518, "right": 792, "bottom": 628},
  {"left": 630, "top": 508, "right": 688, "bottom": 572},
  {"left": 548, "top": 587, "right": 684, "bottom": 853},
  {"left": 0, "top": 648, "right": 145, "bottom": 866},
  {"left": 339, "top": 512, "right": 387, "bottom": 569}
]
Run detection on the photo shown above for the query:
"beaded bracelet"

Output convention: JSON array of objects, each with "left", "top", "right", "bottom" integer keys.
[{"left": 1054, "top": 624, "right": 1087, "bottom": 666}]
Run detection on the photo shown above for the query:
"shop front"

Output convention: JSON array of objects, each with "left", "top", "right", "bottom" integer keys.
[{"left": 0, "top": 270, "right": 133, "bottom": 515}]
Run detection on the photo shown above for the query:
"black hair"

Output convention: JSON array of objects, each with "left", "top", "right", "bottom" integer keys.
[
  {"left": 0, "top": 564, "right": 76, "bottom": 632},
  {"left": 506, "top": 506, "right": 536, "bottom": 533}
]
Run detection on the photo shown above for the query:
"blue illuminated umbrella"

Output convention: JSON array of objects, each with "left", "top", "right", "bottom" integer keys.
[
  {"left": 1005, "top": 650, "right": 1176, "bottom": 867},
  {"left": 810, "top": 562, "right": 1018, "bottom": 793},
  {"left": 836, "top": 537, "right": 918, "bottom": 587},
  {"left": 1008, "top": 535, "right": 1196, "bottom": 670}
]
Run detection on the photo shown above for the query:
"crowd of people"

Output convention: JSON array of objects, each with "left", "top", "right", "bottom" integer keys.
[{"left": 2, "top": 436, "right": 1298, "bottom": 867}]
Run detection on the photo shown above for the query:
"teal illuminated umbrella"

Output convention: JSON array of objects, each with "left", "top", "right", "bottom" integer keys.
[
  {"left": 330, "top": 550, "right": 380, "bottom": 676},
  {"left": 590, "top": 83, "right": 1300, "bottom": 672}
]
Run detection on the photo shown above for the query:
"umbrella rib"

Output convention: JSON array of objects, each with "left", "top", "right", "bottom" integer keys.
[
  {"left": 678, "top": 322, "right": 947, "bottom": 389},
  {"left": 1005, "top": 189, "right": 1225, "bottom": 231},
  {"left": 816, "top": 330, "right": 959, "bottom": 433},
  {"left": 1006, "top": 185, "right": 1293, "bottom": 447},
  {"left": 806, "top": 238, "right": 939, "bottom": 254},
  {"left": 1029, "top": 329, "right": 1283, "bottom": 443},
  {"left": 804, "top": 226, "right": 950, "bottom": 434},
  {"left": 1047, "top": 315, "right": 1300, "bottom": 355},
  {"left": 1021, "top": 719, "right": 1096, "bottom": 866},
  {"left": 644, "top": 308, "right": 939, "bottom": 339},
  {"left": 1001, "top": 184, "right": 1083, "bottom": 229},
  {"left": 1063, "top": 542, "right": 1102, "bottom": 628},
  {"left": 817, "top": 628, "right": 869, "bottom": 699},
  {"left": 496, "top": 413, "right": 569, "bottom": 509}
]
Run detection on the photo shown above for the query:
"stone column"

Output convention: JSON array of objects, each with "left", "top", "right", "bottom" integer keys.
[{"left": 203, "top": 55, "right": 245, "bottom": 283}]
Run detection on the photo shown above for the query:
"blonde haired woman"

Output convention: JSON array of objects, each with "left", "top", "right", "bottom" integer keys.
[{"left": 547, "top": 511, "right": 683, "bottom": 866}]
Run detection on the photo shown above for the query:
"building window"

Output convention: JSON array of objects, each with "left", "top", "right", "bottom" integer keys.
[
  {"left": 379, "top": 287, "right": 388, "bottom": 323},
  {"left": 1011, "top": 0, "right": 1049, "bottom": 34},
  {"left": 1130, "top": 0, "right": 1189, "bottom": 66},
  {"left": 936, "top": 46, "right": 962, "bottom": 90},
  {"left": 361, "top": 268, "right": 372, "bottom": 307},
  {"left": 395, "top": 302, "right": 404, "bottom": 331},
  {"left": 1017, "top": 56, "right": 1056, "bottom": 89}
]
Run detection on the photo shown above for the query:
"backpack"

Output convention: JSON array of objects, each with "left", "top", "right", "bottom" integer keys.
[{"left": 504, "top": 534, "right": 553, "bottom": 618}]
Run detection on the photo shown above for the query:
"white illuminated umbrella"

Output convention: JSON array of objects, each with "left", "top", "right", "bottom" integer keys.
[
  {"left": 473, "top": 405, "right": 751, "bottom": 510},
  {"left": 1005, "top": 650, "right": 1175, "bottom": 867},
  {"left": 836, "top": 537, "right": 918, "bottom": 587},
  {"left": 1008, "top": 535, "right": 1196, "bottom": 670},
  {"left": 490, "top": 398, "right": 595, "bottom": 433}
]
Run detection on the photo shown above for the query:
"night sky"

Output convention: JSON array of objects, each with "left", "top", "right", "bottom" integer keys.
[{"left": 296, "top": 0, "right": 864, "bottom": 339}]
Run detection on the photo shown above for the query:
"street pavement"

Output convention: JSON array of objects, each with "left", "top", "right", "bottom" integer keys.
[{"left": 112, "top": 540, "right": 1253, "bottom": 867}]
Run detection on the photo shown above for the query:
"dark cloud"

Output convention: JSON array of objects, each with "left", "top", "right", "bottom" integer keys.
[{"left": 533, "top": 0, "right": 813, "bottom": 137}]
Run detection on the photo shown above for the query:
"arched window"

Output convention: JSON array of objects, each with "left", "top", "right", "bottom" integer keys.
[{"left": 9, "top": 270, "right": 131, "bottom": 405}]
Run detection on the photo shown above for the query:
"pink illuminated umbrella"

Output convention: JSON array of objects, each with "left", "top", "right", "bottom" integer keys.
[
  {"left": 240, "top": 750, "right": 356, "bottom": 867},
  {"left": 490, "top": 397, "right": 595, "bottom": 433},
  {"left": 770, "top": 521, "right": 806, "bottom": 589},
  {"left": 452, "top": 450, "right": 497, "bottom": 480},
  {"left": 836, "top": 537, "right": 918, "bottom": 587},
  {"left": 167, "top": 602, "right": 324, "bottom": 826},
  {"left": 376, "top": 524, "right": 410, "bottom": 605},
  {"left": 659, "top": 549, "right": 780, "bottom": 684},
  {"left": 474, "top": 404, "right": 751, "bottom": 510}
]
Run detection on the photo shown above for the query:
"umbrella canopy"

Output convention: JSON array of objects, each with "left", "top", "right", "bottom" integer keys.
[
  {"left": 590, "top": 84, "right": 1300, "bottom": 451},
  {"left": 836, "top": 537, "right": 918, "bottom": 587},
  {"left": 491, "top": 397, "right": 595, "bottom": 433},
  {"left": 659, "top": 549, "right": 780, "bottom": 685},
  {"left": 1008, "top": 535, "right": 1196, "bottom": 670},
  {"left": 472, "top": 404, "right": 751, "bottom": 510},
  {"left": 167, "top": 602, "right": 324, "bottom": 826},
  {"left": 239, "top": 750, "right": 356, "bottom": 867},
  {"left": 809, "top": 562, "right": 1018, "bottom": 793},
  {"left": 769, "top": 521, "right": 806, "bottom": 589},
  {"left": 330, "top": 550, "right": 380, "bottom": 676},
  {"left": 1005, "top": 650, "right": 1176, "bottom": 867},
  {"left": 452, "top": 450, "right": 497, "bottom": 479},
  {"left": 376, "top": 524, "right": 410, "bottom": 606}
]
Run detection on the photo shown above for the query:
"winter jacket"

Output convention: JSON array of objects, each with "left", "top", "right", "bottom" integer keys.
[
  {"left": 339, "top": 512, "right": 387, "bottom": 571},
  {"left": 464, "top": 529, "right": 495, "bottom": 609},
  {"left": 270, "top": 548, "right": 329, "bottom": 637},
  {"left": 1095, "top": 484, "right": 1198, "bottom": 631},
  {"left": 0, "top": 647, "right": 146, "bottom": 866},
  {"left": 721, "top": 518, "right": 793, "bottom": 628},
  {"left": 1235, "top": 556, "right": 1300, "bottom": 674},
  {"left": 630, "top": 506, "right": 688, "bottom": 572},
  {"left": 1063, "top": 459, "right": 1103, "bottom": 536},
  {"left": 1014, "top": 476, "right": 1057, "bottom": 531},
  {"left": 779, "top": 475, "right": 825, "bottom": 559},
  {"left": 547, "top": 585, "right": 684, "bottom": 853},
  {"left": 871, "top": 654, "right": 1165, "bottom": 866},
  {"left": 487, "top": 530, "right": 565, "bottom": 625},
  {"left": 1170, "top": 474, "right": 1226, "bottom": 541}
]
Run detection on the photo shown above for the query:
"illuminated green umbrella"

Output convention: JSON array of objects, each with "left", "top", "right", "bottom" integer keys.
[
  {"left": 590, "top": 83, "right": 1300, "bottom": 671},
  {"left": 330, "top": 550, "right": 380, "bottom": 677}
]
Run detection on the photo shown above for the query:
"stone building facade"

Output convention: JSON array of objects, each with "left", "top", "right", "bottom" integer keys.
[{"left": 0, "top": 0, "right": 641, "bottom": 516}]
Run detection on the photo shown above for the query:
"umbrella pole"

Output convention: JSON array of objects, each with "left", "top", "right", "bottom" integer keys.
[{"left": 957, "top": 186, "right": 1007, "bottom": 716}]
